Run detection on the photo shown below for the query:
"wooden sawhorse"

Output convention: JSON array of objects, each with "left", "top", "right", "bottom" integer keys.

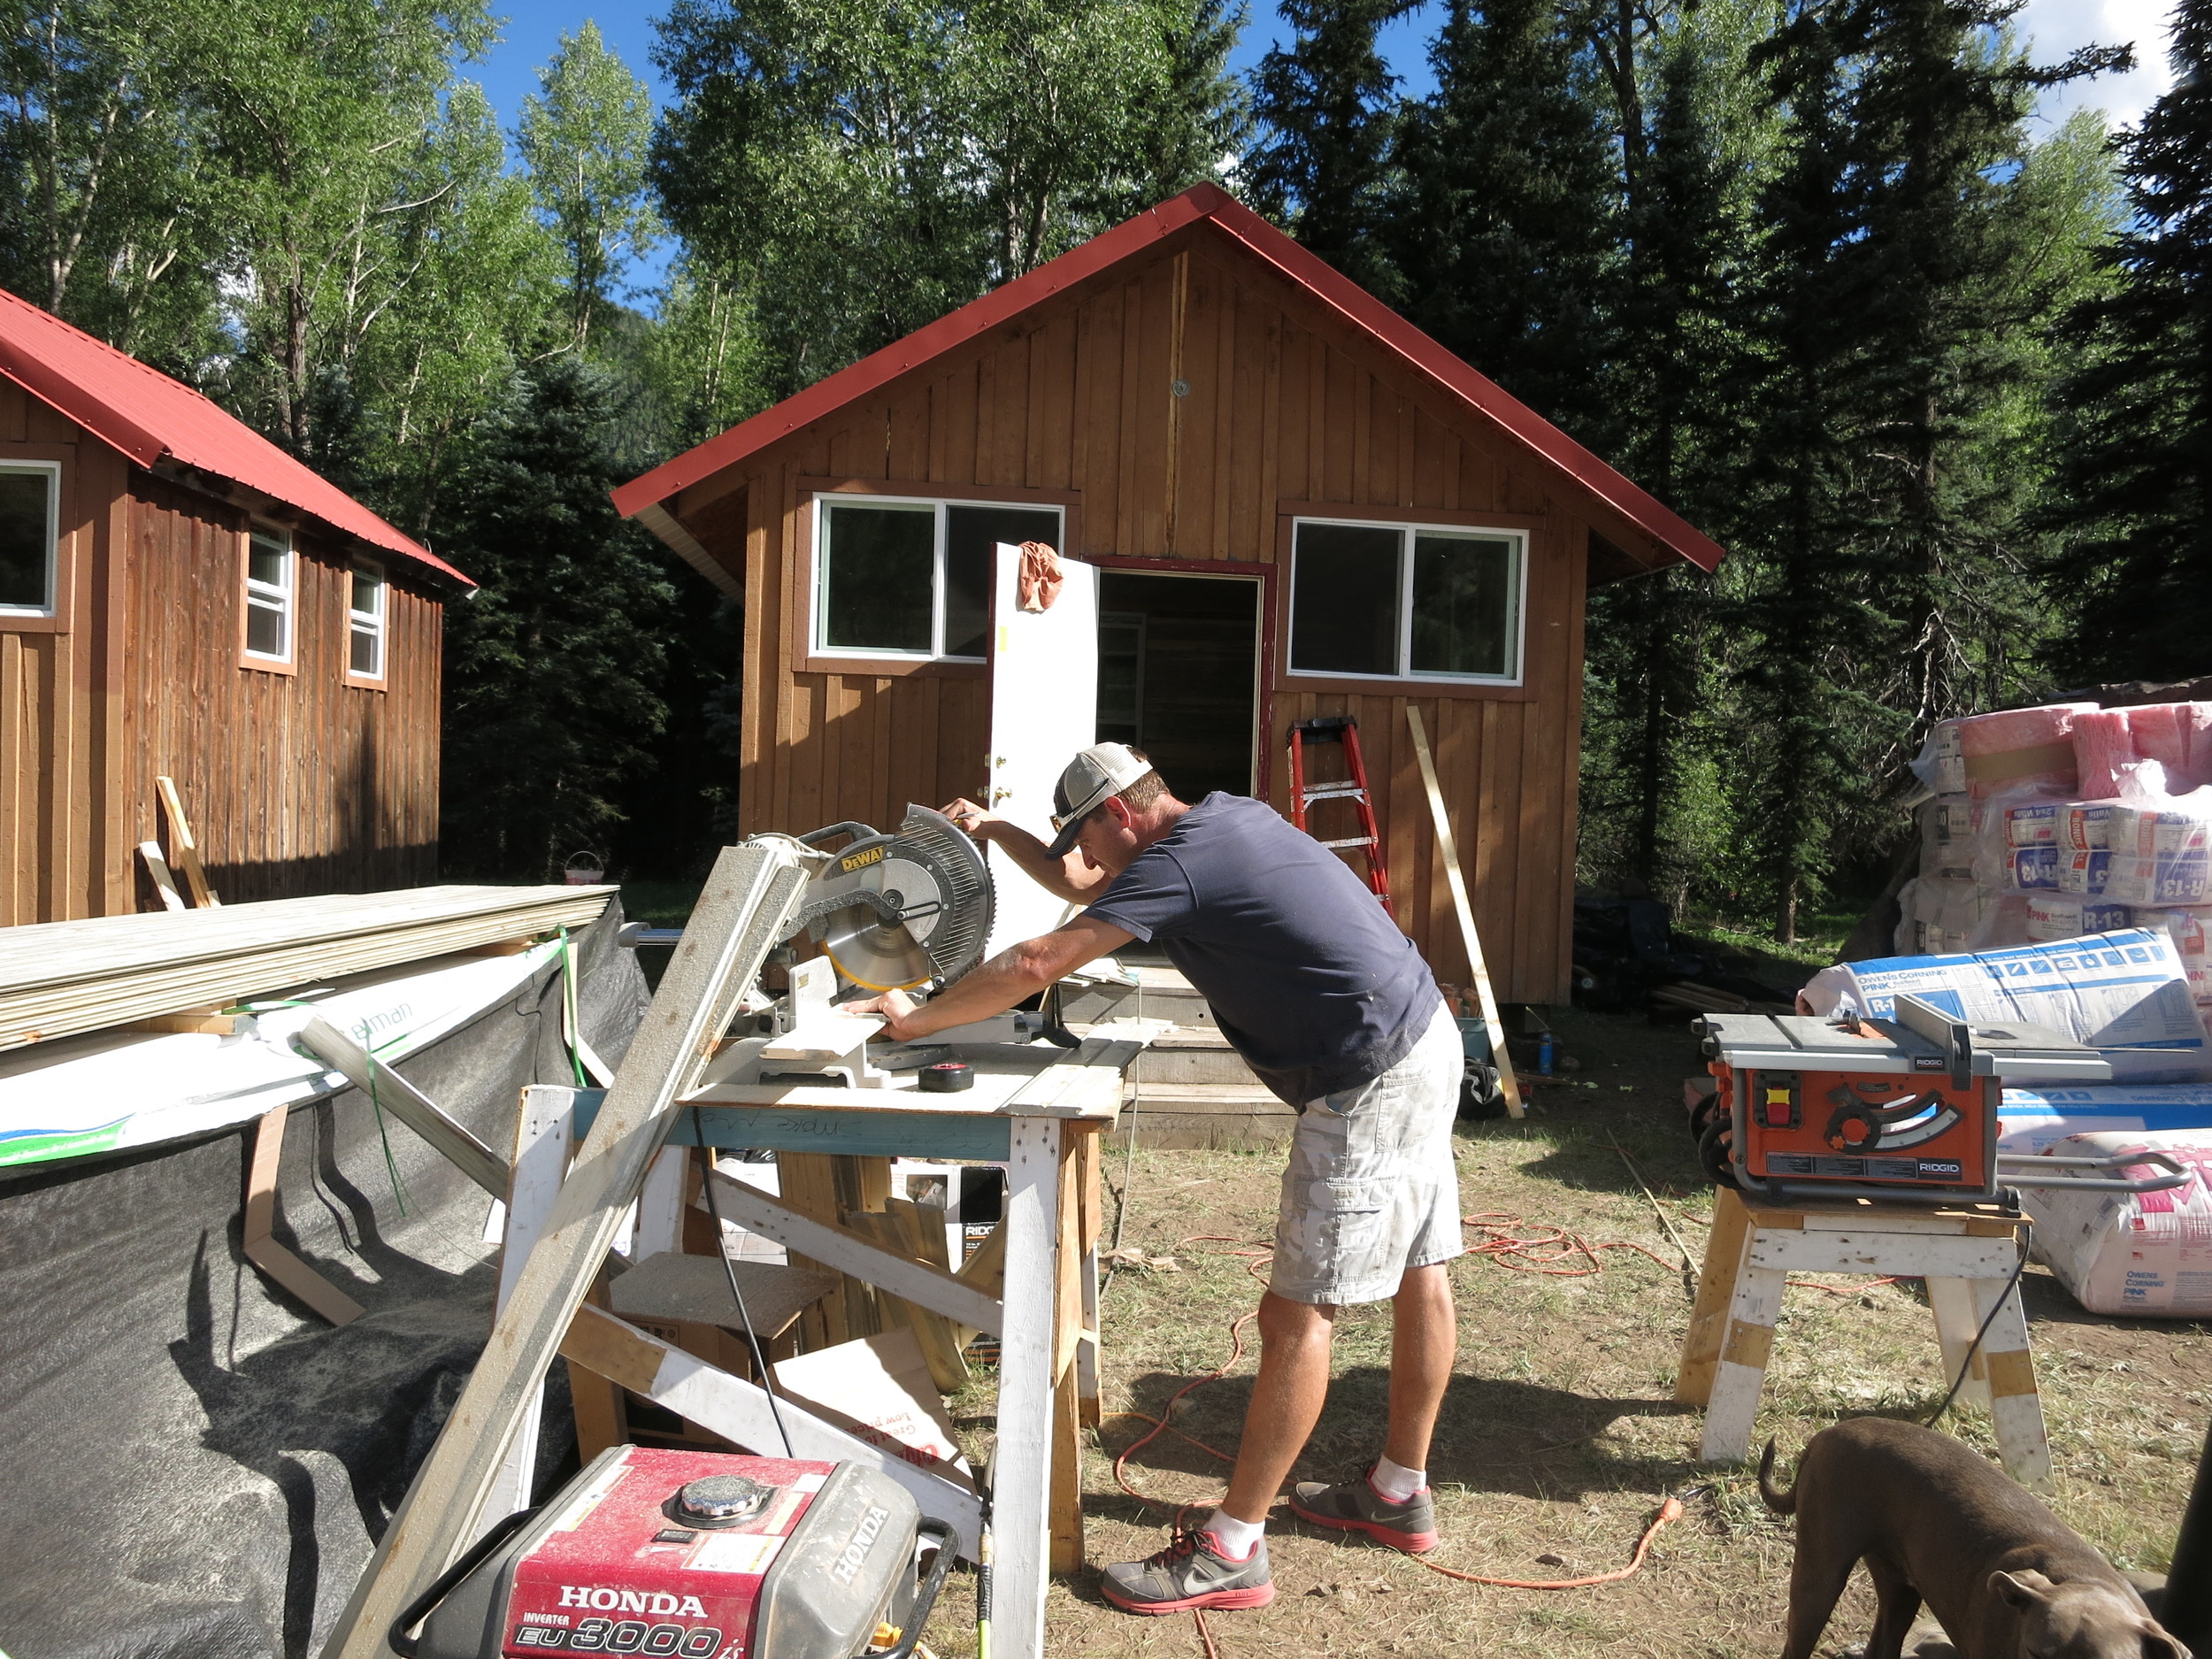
[
  {"left": 491, "top": 1039, "right": 1128, "bottom": 1659},
  {"left": 1675, "top": 1186, "right": 2052, "bottom": 1487}
]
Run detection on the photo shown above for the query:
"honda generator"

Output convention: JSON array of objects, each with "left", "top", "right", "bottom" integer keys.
[
  {"left": 391, "top": 1447, "right": 954, "bottom": 1659},
  {"left": 1692, "top": 993, "right": 2117, "bottom": 1204}
]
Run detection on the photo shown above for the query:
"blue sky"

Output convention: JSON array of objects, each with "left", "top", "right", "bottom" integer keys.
[{"left": 470, "top": 0, "right": 2170, "bottom": 310}]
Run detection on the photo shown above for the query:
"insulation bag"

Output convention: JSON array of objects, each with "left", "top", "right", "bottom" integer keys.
[
  {"left": 2123, "top": 702, "right": 2212, "bottom": 792},
  {"left": 1922, "top": 795, "right": 1975, "bottom": 883},
  {"left": 2000, "top": 1085, "right": 2212, "bottom": 1151},
  {"left": 2005, "top": 801, "right": 2063, "bottom": 845},
  {"left": 2007, "top": 846, "right": 2062, "bottom": 890},
  {"left": 1803, "top": 928, "right": 2211, "bottom": 1083},
  {"left": 2062, "top": 801, "right": 2116, "bottom": 850},
  {"left": 2057, "top": 849, "right": 2111, "bottom": 895},
  {"left": 2017, "top": 1128, "right": 2212, "bottom": 1317},
  {"left": 1955, "top": 703, "right": 2094, "bottom": 801},
  {"left": 2072, "top": 710, "right": 2137, "bottom": 801},
  {"left": 2024, "top": 895, "right": 2134, "bottom": 942}
]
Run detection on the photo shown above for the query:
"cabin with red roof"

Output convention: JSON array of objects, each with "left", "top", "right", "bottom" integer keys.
[
  {"left": 0, "top": 288, "right": 473, "bottom": 926},
  {"left": 615, "top": 187, "right": 1724, "bottom": 1002}
]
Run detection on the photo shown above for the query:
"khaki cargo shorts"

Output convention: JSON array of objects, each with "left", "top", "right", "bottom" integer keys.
[{"left": 1269, "top": 1000, "right": 1464, "bottom": 1306}]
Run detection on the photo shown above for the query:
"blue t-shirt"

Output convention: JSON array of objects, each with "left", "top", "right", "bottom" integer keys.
[{"left": 1082, "top": 793, "right": 1441, "bottom": 1106}]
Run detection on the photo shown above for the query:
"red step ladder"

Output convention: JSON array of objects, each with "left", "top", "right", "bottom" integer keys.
[{"left": 1287, "top": 715, "right": 1394, "bottom": 918}]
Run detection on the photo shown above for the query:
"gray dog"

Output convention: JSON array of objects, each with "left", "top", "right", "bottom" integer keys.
[{"left": 1758, "top": 1417, "right": 2187, "bottom": 1659}]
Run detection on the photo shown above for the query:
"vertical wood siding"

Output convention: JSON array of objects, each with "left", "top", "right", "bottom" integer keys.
[
  {"left": 1, "top": 386, "right": 443, "bottom": 925},
  {"left": 699, "top": 230, "right": 1595, "bottom": 1002}
]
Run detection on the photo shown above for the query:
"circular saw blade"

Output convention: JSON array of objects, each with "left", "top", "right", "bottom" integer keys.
[{"left": 818, "top": 900, "right": 934, "bottom": 992}]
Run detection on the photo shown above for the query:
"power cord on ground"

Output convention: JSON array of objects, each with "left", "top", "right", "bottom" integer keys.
[{"left": 1924, "top": 1216, "right": 2033, "bottom": 1429}]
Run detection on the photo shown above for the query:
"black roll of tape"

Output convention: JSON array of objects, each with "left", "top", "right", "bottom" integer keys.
[{"left": 919, "top": 1060, "right": 974, "bottom": 1093}]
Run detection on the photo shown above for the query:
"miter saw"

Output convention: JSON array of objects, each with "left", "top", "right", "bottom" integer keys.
[
  {"left": 781, "top": 807, "right": 995, "bottom": 994},
  {"left": 695, "top": 806, "right": 1053, "bottom": 1092}
]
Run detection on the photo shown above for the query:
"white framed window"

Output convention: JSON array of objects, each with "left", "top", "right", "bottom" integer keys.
[
  {"left": 810, "top": 495, "right": 1064, "bottom": 661},
  {"left": 0, "top": 461, "right": 60, "bottom": 617},
  {"left": 1287, "top": 517, "right": 1525, "bottom": 684},
  {"left": 243, "top": 524, "right": 295, "bottom": 662},
  {"left": 348, "top": 562, "right": 386, "bottom": 680}
]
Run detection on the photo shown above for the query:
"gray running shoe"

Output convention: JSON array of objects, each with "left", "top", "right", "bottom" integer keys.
[
  {"left": 1288, "top": 1463, "right": 1440, "bottom": 1553},
  {"left": 1100, "top": 1526, "right": 1275, "bottom": 1614}
]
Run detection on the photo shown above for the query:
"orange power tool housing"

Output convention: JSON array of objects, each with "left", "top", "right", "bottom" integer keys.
[{"left": 1694, "top": 995, "right": 2108, "bottom": 1203}]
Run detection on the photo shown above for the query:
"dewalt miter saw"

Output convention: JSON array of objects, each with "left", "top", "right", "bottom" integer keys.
[
  {"left": 691, "top": 807, "right": 1027, "bottom": 1091},
  {"left": 781, "top": 807, "right": 995, "bottom": 992}
]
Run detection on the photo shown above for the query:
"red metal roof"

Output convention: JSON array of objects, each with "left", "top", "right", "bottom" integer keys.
[
  {"left": 0, "top": 287, "right": 471, "bottom": 587},
  {"left": 613, "top": 183, "right": 1725, "bottom": 573}
]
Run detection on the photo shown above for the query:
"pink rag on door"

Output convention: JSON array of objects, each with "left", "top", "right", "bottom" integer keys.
[{"left": 1017, "top": 541, "right": 1064, "bottom": 612}]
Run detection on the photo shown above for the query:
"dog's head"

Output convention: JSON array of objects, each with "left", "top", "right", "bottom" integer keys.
[{"left": 1992, "top": 1570, "right": 2191, "bottom": 1659}]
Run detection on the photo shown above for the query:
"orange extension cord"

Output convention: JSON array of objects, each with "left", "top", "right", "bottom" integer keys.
[{"left": 1103, "top": 1219, "right": 1718, "bottom": 1657}]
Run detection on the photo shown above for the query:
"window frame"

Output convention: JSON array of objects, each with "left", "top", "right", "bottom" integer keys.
[
  {"left": 344, "top": 558, "right": 388, "bottom": 687},
  {"left": 239, "top": 522, "right": 297, "bottom": 673},
  {"left": 1284, "top": 514, "right": 1529, "bottom": 689},
  {"left": 0, "top": 458, "right": 62, "bottom": 622},
  {"left": 805, "top": 490, "right": 1067, "bottom": 668}
]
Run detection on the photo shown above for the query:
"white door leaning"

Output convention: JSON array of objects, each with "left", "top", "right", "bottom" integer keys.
[{"left": 984, "top": 541, "right": 1098, "bottom": 958}]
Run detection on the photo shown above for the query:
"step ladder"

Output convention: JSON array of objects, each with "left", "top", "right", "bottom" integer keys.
[{"left": 1287, "top": 715, "right": 1394, "bottom": 917}]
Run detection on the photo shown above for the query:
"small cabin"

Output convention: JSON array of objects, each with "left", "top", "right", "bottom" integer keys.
[
  {"left": 614, "top": 187, "right": 1724, "bottom": 1002},
  {"left": 0, "top": 288, "right": 473, "bottom": 926}
]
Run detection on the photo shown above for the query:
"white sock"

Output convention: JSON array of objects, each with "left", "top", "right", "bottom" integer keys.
[
  {"left": 1370, "top": 1455, "right": 1426, "bottom": 1503},
  {"left": 1201, "top": 1509, "right": 1264, "bottom": 1559}
]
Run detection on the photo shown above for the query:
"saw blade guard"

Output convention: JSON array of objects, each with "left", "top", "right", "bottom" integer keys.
[{"left": 785, "top": 806, "right": 994, "bottom": 991}]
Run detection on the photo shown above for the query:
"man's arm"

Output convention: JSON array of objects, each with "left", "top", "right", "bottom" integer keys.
[
  {"left": 845, "top": 914, "right": 1134, "bottom": 1042},
  {"left": 941, "top": 796, "right": 1110, "bottom": 903}
]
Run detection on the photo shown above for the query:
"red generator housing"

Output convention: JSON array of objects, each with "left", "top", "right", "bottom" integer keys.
[{"left": 394, "top": 1446, "right": 952, "bottom": 1659}]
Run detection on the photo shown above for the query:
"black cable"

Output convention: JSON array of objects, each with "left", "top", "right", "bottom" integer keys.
[
  {"left": 1924, "top": 1216, "right": 2032, "bottom": 1429},
  {"left": 692, "top": 1104, "right": 795, "bottom": 1459}
]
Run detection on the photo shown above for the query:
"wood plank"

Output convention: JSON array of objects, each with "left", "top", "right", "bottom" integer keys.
[
  {"left": 994, "top": 1115, "right": 1064, "bottom": 1657},
  {"left": 708, "top": 1171, "right": 1004, "bottom": 1333},
  {"left": 296, "top": 1017, "right": 511, "bottom": 1199},
  {"left": 485, "top": 1085, "right": 578, "bottom": 1520},
  {"left": 138, "top": 841, "right": 186, "bottom": 911},
  {"left": 321, "top": 840, "right": 810, "bottom": 1659},
  {"left": 242, "top": 1104, "right": 366, "bottom": 1325},
  {"left": 156, "top": 774, "right": 219, "bottom": 907},
  {"left": 1405, "top": 705, "right": 1521, "bottom": 1117}
]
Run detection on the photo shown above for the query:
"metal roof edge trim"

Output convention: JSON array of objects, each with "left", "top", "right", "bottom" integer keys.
[
  {"left": 0, "top": 336, "right": 168, "bottom": 467},
  {"left": 612, "top": 183, "right": 1725, "bottom": 574}
]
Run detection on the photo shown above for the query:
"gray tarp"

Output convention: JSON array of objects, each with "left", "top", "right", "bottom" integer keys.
[{"left": 0, "top": 905, "right": 650, "bottom": 1659}]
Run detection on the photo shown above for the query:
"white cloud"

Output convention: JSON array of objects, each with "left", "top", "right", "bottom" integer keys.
[{"left": 2018, "top": 0, "right": 2178, "bottom": 132}]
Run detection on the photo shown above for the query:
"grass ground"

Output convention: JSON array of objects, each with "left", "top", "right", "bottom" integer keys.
[{"left": 916, "top": 1004, "right": 2208, "bottom": 1659}]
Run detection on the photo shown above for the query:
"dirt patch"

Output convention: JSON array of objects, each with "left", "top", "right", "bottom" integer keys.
[{"left": 924, "top": 1004, "right": 2209, "bottom": 1659}]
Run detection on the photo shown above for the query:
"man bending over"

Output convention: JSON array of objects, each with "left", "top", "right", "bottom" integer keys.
[{"left": 849, "top": 742, "right": 1464, "bottom": 1615}]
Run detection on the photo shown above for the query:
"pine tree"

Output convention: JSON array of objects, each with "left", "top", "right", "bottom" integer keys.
[
  {"left": 1731, "top": 0, "right": 2120, "bottom": 939},
  {"left": 1245, "top": 0, "right": 1410, "bottom": 298},
  {"left": 2047, "top": 0, "right": 2212, "bottom": 682},
  {"left": 440, "top": 359, "right": 677, "bottom": 879},
  {"left": 1389, "top": 0, "right": 1619, "bottom": 438},
  {"left": 1577, "top": 3, "right": 1766, "bottom": 895}
]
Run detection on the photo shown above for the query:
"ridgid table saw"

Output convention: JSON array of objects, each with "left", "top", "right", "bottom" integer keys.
[{"left": 1694, "top": 994, "right": 2185, "bottom": 1205}]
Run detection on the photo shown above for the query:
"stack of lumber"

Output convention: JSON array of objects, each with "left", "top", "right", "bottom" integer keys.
[
  {"left": 1650, "top": 980, "right": 1797, "bottom": 1017},
  {"left": 0, "top": 885, "right": 615, "bottom": 1051}
]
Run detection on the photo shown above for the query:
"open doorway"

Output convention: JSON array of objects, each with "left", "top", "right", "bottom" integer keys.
[{"left": 1095, "top": 571, "right": 1260, "bottom": 801}]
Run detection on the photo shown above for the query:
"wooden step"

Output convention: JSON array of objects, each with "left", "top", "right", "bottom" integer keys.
[
  {"left": 1113, "top": 1083, "right": 1295, "bottom": 1149},
  {"left": 1058, "top": 964, "right": 1214, "bottom": 1029},
  {"left": 1130, "top": 1030, "right": 1257, "bottom": 1087}
]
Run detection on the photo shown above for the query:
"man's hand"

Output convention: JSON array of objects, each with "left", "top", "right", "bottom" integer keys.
[
  {"left": 941, "top": 797, "right": 1000, "bottom": 839},
  {"left": 844, "top": 987, "right": 924, "bottom": 1041}
]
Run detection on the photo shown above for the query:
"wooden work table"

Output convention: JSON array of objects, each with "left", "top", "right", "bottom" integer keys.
[{"left": 501, "top": 1030, "right": 1149, "bottom": 1659}]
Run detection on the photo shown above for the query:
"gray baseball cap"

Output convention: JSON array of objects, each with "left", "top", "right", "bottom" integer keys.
[{"left": 1045, "top": 742, "right": 1154, "bottom": 858}]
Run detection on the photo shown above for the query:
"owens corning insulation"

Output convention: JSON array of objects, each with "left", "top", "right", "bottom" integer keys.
[
  {"left": 1954, "top": 703, "right": 2094, "bottom": 800},
  {"left": 1999, "top": 1085, "right": 2212, "bottom": 1151},
  {"left": 2018, "top": 1129, "right": 2212, "bottom": 1317},
  {"left": 1801, "top": 928, "right": 2210, "bottom": 1082}
]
